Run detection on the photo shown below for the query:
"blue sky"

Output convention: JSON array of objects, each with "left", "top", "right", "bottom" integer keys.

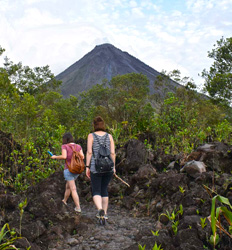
[{"left": 1, "top": 0, "right": 232, "bottom": 89}]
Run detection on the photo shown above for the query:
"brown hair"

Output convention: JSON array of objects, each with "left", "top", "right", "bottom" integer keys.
[
  {"left": 62, "top": 132, "right": 74, "bottom": 144},
  {"left": 93, "top": 116, "right": 106, "bottom": 131}
]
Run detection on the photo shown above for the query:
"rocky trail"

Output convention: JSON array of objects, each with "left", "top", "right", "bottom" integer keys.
[{"left": 49, "top": 203, "right": 155, "bottom": 250}]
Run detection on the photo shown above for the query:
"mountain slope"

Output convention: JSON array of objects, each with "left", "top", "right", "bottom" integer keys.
[{"left": 56, "top": 43, "right": 181, "bottom": 98}]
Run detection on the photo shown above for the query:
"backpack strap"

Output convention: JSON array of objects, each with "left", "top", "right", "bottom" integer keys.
[
  {"left": 103, "top": 133, "right": 108, "bottom": 146},
  {"left": 92, "top": 133, "right": 108, "bottom": 159},
  {"left": 93, "top": 132, "right": 100, "bottom": 145},
  {"left": 92, "top": 133, "right": 98, "bottom": 159},
  {"left": 93, "top": 133, "right": 108, "bottom": 146},
  {"left": 65, "top": 144, "right": 76, "bottom": 167}
]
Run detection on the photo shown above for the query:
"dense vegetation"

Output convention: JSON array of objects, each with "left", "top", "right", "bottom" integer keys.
[
  {"left": 202, "top": 37, "right": 232, "bottom": 106},
  {"left": 0, "top": 36, "right": 232, "bottom": 194}
]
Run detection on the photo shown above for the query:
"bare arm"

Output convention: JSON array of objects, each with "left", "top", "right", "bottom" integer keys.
[
  {"left": 86, "top": 134, "right": 93, "bottom": 179},
  {"left": 51, "top": 148, "right": 67, "bottom": 160},
  {"left": 109, "top": 134, "right": 116, "bottom": 173},
  {"left": 86, "top": 134, "right": 93, "bottom": 166}
]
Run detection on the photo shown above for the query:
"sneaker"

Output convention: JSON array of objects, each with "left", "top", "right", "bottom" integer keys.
[
  {"left": 97, "top": 209, "right": 105, "bottom": 225},
  {"left": 96, "top": 209, "right": 105, "bottom": 217},
  {"left": 74, "top": 207, "right": 81, "bottom": 213},
  {"left": 96, "top": 209, "right": 106, "bottom": 218}
]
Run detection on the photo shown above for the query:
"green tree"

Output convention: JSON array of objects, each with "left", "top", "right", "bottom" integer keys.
[
  {"left": 110, "top": 73, "right": 149, "bottom": 100},
  {"left": 168, "top": 69, "right": 197, "bottom": 90},
  {"left": 78, "top": 73, "right": 151, "bottom": 124},
  {"left": 202, "top": 37, "right": 232, "bottom": 105},
  {"left": 0, "top": 49, "right": 20, "bottom": 133},
  {"left": 0, "top": 50, "right": 17, "bottom": 96},
  {"left": 108, "top": 73, "right": 150, "bottom": 122},
  {"left": 76, "top": 73, "right": 154, "bottom": 139},
  {"left": 4, "top": 57, "right": 61, "bottom": 95},
  {"left": 154, "top": 87, "right": 226, "bottom": 154}
]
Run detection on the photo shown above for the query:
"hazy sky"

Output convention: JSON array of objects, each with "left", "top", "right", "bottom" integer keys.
[{"left": 1, "top": 0, "right": 232, "bottom": 89}]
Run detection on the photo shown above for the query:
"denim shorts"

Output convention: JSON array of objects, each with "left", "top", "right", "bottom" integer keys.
[{"left": 64, "top": 169, "right": 79, "bottom": 181}]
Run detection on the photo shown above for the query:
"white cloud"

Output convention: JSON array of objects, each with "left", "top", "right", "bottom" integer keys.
[
  {"left": 171, "top": 10, "right": 182, "bottom": 17},
  {"left": 218, "top": 0, "right": 232, "bottom": 8},
  {"left": 131, "top": 7, "right": 145, "bottom": 18},
  {"left": 0, "top": 0, "right": 10, "bottom": 11},
  {"left": 17, "top": 8, "right": 63, "bottom": 28},
  {"left": 193, "top": 0, "right": 207, "bottom": 11},
  {"left": 24, "top": 0, "right": 47, "bottom": 4},
  {"left": 222, "top": 21, "right": 232, "bottom": 26},
  {"left": 0, "top": 0, "right": 231, "bottom": 89},
  {"left": 129, "top": 0, "right": 137, "bottom": 8}
]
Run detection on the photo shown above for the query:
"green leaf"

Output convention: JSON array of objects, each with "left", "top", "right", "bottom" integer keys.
[
  {"left": 209, "top": 233, "right": 220, "bottom": 247},
  {"left": 220, "top": 207, "right": 232, "bottom": 225},
  {"left": 138, "top": 244, "right": 146, "bottom": 250},
  {"left": 216, "top": 196, "right": 232, "bottom": 209}
]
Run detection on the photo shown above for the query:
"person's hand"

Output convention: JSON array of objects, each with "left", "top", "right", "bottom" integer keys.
[
  {"left": 51, "top": 155, "right": 56, "bottom": 159},
  {"left": 86, "top": 167, "right": 90, "bottom": 179},
  {"left": 113, "top": 167, "right": 116, "bottom": 174}
]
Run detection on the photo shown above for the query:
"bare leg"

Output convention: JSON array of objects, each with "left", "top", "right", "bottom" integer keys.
[
  {"left": 63, "top": 182, "right": 71, "bottom": 204},
  {"left": 68, "top": 180, "right": 81, "bottom": 209},
  {"left": 93, "top": 195, "right": 103, "bottom": 210},
  {"left": 102, "top": 197, "right": 109, "bottom": 214}
]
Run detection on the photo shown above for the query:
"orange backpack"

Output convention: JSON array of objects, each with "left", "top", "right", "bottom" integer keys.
[{"left": 66, "top": 145, "right": 85, "bottom": 174}]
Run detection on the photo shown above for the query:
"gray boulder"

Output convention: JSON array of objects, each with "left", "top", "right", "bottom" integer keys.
[{"left": 180, "top": 160, "right": 206, "bottom": 177}]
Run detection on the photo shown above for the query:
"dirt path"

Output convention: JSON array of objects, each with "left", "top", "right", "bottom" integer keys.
[{"left": 49, "top": 202, "right": 155, "bottom": 250}]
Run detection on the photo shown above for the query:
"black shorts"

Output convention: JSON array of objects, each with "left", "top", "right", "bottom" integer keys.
[{"left": 90, "top": 172, "right": 113, "bottom": 197}]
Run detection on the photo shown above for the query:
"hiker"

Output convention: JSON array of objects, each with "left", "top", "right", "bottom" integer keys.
[
  {"left": 86, "top": 116, "right": 116, "bottom": 221},
  {"left": 51, "top": 132, "right": 84, "bottom": 213}
]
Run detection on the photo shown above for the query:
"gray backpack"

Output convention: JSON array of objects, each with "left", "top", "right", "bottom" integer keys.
[{"left": 93, "top": 133, "right": 114, "bottom": 173}]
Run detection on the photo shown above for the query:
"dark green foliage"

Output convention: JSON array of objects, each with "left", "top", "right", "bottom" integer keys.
[
  {"left": 1, "top": 39, "right": 232, "bottom": 192},
  {"left": 4, "top": 57, "right": 61, "bottom": 95},
  {"left": 202, "top": 37, "right": 232, "bottom": 105}
]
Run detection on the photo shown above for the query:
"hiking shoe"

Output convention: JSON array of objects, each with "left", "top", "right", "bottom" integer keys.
[
  {"left": 96, "top": 209, "right": 104, "bottom": 218},
  {"left": 97, "top": 209, "right": 106, "bottom": 225},
  {"left": 74, "top": 207, "right": 81, "bottom": 213},
  {"left": 104, "top": 214, "right": 108, "bottom": 220}
]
